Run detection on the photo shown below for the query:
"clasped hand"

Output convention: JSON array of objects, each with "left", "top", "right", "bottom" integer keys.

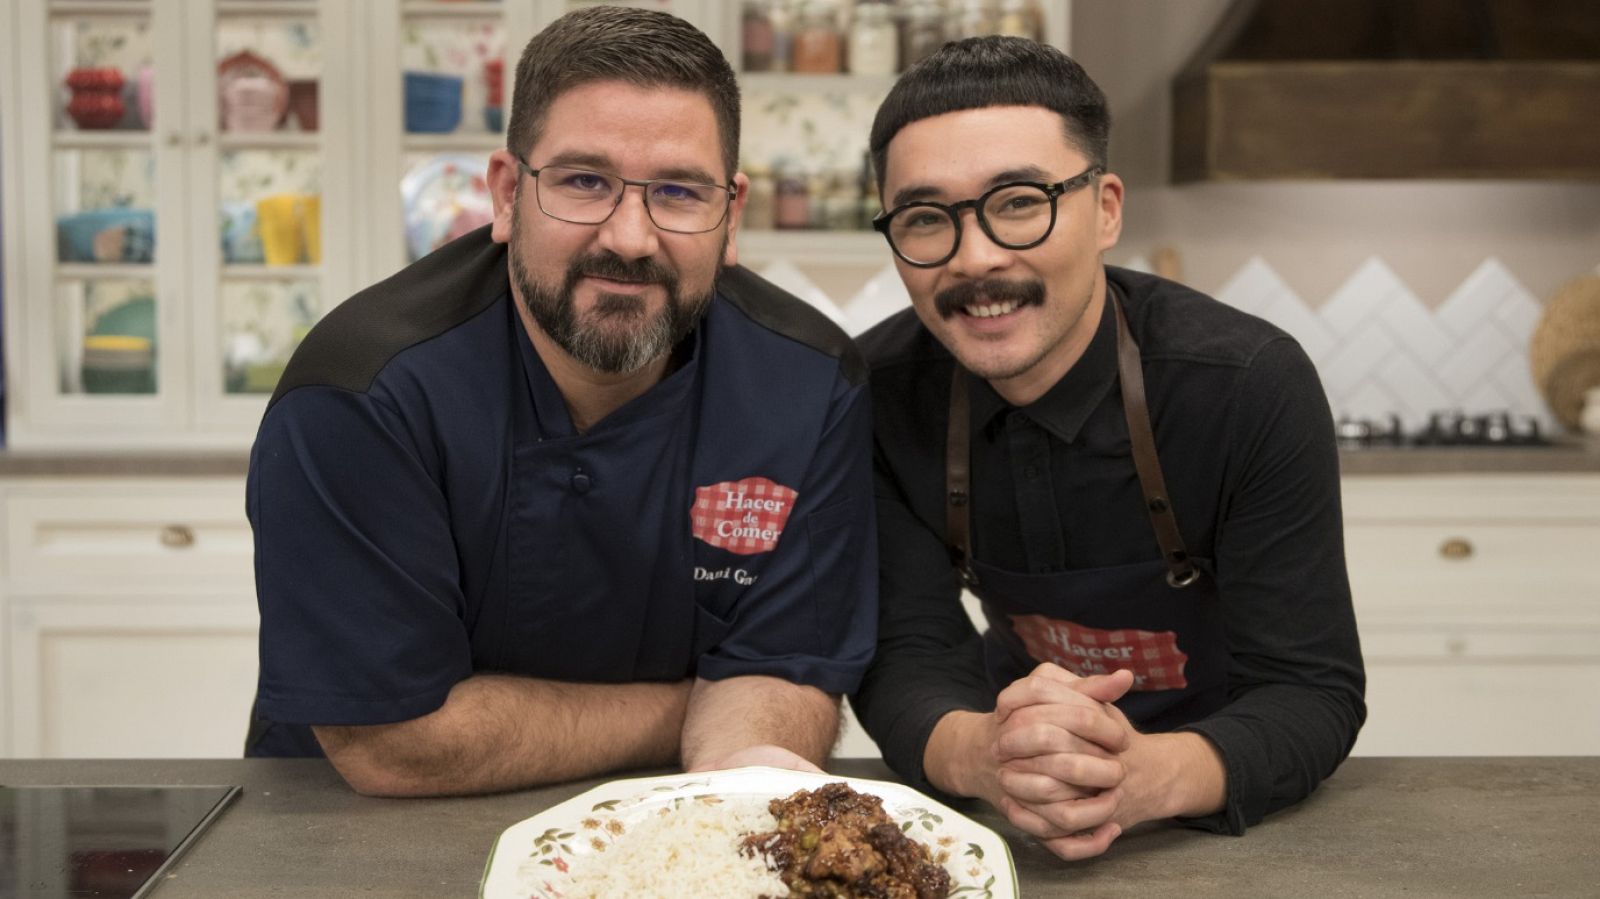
[{"left": 990, "top": 663, "right": 1140, "bottom": 860}]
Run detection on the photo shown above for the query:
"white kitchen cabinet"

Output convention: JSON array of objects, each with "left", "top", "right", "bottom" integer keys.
[
  {"left": 0, "top": 477, "right": 257, "bottom": 758},
  {"left": 1342, "top": 474, "right": 1600, "bottom": 756}
]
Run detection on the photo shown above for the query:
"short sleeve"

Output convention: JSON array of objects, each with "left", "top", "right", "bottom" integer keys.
[{"left": 249, "top": 385, "right": 473, "bottom": 726}]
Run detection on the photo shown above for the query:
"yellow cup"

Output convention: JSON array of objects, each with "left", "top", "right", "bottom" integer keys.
[
  {"left": 300, "top": 194, "right": 321, "bottom": 264},
  {"left": 256, "top": 193, "right": 304, "bottom": 265}
]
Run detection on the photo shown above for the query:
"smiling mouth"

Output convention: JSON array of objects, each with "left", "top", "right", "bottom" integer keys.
[{"left": 959, "top": 300, "right": 1022, "bottom": 319}]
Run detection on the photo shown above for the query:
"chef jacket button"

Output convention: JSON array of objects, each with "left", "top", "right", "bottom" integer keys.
[{"left": 571, "top": 471, "right": 592, "bottom": 494}]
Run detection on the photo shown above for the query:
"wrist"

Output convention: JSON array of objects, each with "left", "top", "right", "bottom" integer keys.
[
  {"left": 1132, "top": 732, "right": 1227, "bottom": 821},
  {"left": 924, "top": 710, "right": 999, "bottom": 803}
]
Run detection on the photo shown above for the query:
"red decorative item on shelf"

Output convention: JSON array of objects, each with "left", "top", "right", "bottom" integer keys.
[
  {"left": 64, "top": 67, "right": 126, "bottom": 130},
  {"left": 484, "top": 58, "right": 504, "bottom": 108}
]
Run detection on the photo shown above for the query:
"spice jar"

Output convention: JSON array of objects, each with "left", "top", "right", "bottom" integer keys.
[
  {"left": 949, "top": 0, "right": 995, "bottom": 41},
  {"left": 823, "top": 170, "right": 861, "bottom": 231},
  {"left": 742, "top": 163, "right": 776, "bottom": 231},
  {"left": 774, "top": 160, "right": 812, "bottom": 230},
  {"left": 996, "top": 0, "right": 1035, "bottom": 39},
  {"left": 847, "top": 1, "right": 898, "bottom": 76},
  {"left": 742, "top": 0, "right": 776, "bottom": 72},
  {"left": 791, "top": 0, "right": 843, "bottom": 74},
  {"left": 900, "top": 1, "right": 945, "bottom": 69}
]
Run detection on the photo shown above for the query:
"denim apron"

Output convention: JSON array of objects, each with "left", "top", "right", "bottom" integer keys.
[{"left": 946, "top": 288, "right": 1226, "bottom": 730}]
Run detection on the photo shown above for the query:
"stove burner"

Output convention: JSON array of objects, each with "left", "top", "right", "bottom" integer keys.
[{"left": 1336, "top": 410, "right": 1552, "bottom": 448}]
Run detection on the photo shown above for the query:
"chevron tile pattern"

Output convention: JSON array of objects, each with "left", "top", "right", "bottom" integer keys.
[{"left": 1216, "top": 256, "right": 1554, "bottom": 429}]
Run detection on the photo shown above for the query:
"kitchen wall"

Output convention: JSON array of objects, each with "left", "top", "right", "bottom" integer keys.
[{"left": 755, "top": 0, "right": 1600, "bottom": 431}]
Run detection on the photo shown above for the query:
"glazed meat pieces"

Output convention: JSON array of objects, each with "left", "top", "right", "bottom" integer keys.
[{"left": 741, "top": 782, "right": 950, "bottom": 899}]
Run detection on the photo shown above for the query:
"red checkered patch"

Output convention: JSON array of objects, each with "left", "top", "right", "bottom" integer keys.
[
  {"left": 1010, "top": 614, "right": 1189, "bottom": 692},
  {"left": 691, "top": 477, "right": 799, "bottom": 555}
]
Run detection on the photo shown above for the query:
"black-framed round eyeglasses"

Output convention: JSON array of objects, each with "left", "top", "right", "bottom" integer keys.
[
  {"left": 872, "top": 165, "right": 1105, "bottom": 268},
  {"left": 515, "top": 157, "right": 736, "bottom": 234}
]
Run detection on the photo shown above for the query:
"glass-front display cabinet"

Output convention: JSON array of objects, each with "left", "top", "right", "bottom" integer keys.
[{"left": 2, "top": 0, "right": 358, "bottom": 448}]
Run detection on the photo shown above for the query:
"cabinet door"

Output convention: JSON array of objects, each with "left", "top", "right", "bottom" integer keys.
[
  {"left": 7, "top": 599, "right": 260, "bottom": 758},
  {"left": 187, "top": 0, "right": 358, "bottom": 434},
  {"left": 9, "top": 0, "right": 190, "bottom": 445}
]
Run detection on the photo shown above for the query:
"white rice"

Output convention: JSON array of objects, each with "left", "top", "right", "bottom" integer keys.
[{"left": 562, "top": 798, "right": 790, "bottom": 899}]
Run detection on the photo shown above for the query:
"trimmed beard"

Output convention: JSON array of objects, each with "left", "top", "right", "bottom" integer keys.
[{"left": 509, "top": 198, "right": 721, "bottom": 375}]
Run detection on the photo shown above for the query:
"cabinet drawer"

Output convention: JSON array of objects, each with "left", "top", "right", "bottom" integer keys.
[
  {"left": 2, "top": 480, "right": 253, "bottom": 595},
  {"left": 1346, "top": 521, "right": 1600, "bottom": 618}
]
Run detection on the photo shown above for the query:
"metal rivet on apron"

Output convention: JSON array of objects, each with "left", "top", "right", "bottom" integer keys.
[
  {"left": 949, "top": 489, "right": 968, "bottom": 506},
  {"left": 1148, "top": 497, "right": 1169, "bottom": 513}
]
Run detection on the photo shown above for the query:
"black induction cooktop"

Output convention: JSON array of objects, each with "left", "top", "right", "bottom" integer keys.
[{"left": 0, "top": 785, "right": 240, "bottom": 899}]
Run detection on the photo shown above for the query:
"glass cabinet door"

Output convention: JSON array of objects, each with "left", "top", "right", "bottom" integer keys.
[
  {"left": 186, "top": 0, "right": 354, "bottom": 432},
  {"left": 17, "top": 0, "right": 189, "bottom": 440}
]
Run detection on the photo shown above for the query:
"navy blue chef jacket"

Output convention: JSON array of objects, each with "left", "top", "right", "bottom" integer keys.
[{"left": 245, "top": 227, "right": 877, "bottom": 757}]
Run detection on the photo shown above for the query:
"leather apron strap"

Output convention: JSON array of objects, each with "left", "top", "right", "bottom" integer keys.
[{"left": 944, "top": 286, "right": 1201, "bottom": 591}]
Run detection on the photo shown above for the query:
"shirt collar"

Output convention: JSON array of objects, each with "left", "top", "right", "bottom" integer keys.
[{"left": 970, "top": 290, "right": 1119, "bottom": 444}]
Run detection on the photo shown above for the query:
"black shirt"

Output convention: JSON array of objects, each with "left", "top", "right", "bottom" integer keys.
[{"left": 851, "top": 265, "right": 1365, "bottom": 834}]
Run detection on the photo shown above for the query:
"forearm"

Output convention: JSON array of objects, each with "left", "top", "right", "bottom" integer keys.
[
  {"left": 681, "top": 675, "right": 839, "bottom": 770},
  {"left": 315, "top": 674, "right": 691, "bottom": 796},
  {"left": 1178, "top": 681, "right": 1364, "bottom": 831}
]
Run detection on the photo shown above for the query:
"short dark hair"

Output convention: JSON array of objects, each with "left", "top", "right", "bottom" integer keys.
[
  {"left": 507, "top": 6, "right": 741, "bottom": 178},
  {"left": 869, "top": 37, "right": 1110, "bottom": 186}
]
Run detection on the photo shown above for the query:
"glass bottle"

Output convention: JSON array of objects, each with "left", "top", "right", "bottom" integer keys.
[
  {"left": 770, "top": 0, "right": 795, "bottom": 71},
  {"left": 791, "top": 0, "right": 843, "bottom": 74},
  {"left": 823, "top": 170, "right": 860, "bottom": 231},
  {"left": 742, "top": 162, "right": 776, "bottom": 231},
  {"left": 996, "top": 0, "right": 1033, "bottom": 38},
  {"left": 949, "top": 0, "right": 995, "bottom": 41},
  {"left": 900, "top": 1, "right": 945, "bottom": 69},
  {"left": 774, "top": 160, "right": 812, "bottom": 230},
  {"left": 848, "top": 1, "right": 898, "bottom": 76},
  {"left": 742, "top": 0, "right": 775, "bottom": 72}
]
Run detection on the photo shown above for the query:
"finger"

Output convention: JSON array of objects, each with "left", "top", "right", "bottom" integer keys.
[
  {"left": 994, "top": 670, "right": 1134, "bottom": 722},
  {"left": 996, "top": 706, "right": 1130, "bottom": 758},
  {"left": 1041, "top": 821, "right": 1123, "bottom": 861},
  {"left": 1001, "top": 752, "right": 1125, "bottom": 792},
  {"left": 995, "top": 768, "right": 1097, "bottom": 805},
  {"left": 1000, "top": 788, "right": 1121, "bottom": 840}
]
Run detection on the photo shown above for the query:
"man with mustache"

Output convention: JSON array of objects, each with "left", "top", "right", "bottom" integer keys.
[
  {"left": 850, "top": 38, "right": 1365, "bottom": 858},
  {"left": 243, "top": 7, "right": 876, "bottom": 796}
]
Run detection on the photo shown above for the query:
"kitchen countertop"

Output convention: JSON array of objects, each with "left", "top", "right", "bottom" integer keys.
[
  {"left": 1, "top": 442, "right": 1599, "bottom": 477},
  {"left": 3, "top": 757, "right": 1597, "bottom": 898}
]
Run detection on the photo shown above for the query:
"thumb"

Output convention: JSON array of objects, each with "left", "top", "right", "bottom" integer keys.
[{"left": 1076, "top": 667, "right": 1136, "bottom": 704}]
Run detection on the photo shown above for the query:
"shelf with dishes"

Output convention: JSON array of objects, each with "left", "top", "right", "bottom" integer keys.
[
  {"left": 52, "top": 130, "right": 154, "bottom": 150},
  {"left": 737, "top": 230, "right": 887, "bottom": 268},
  {"left": 48, "top": 0, "right": 152, "bottom": 15},
  {"left": 738, "top": 73, "right": 898, "bottom": 95},
  {"left": 221, "top": 264, "right": 320, "bottom": 280},
  {"left": 216, "top": 0, "right": 319, "bottom": 17},
  {"left": 403, "top": 132, "right": 505, "bottom": 153},
  {"left": 56, "top": 263, "right": 156, "bottom": 281}
]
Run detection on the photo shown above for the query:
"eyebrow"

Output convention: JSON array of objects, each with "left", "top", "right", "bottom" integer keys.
[
  {"left": 889, "top": 164, "right": 1059, "bottom": 209},
  {"left": 537, "top": 151, "right": 721, "bottom": 186}
]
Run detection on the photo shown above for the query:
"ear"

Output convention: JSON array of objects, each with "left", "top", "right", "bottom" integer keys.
[
  {"left": 487, "top": 149, "right": 520, "bottom": 244},
  {"left": 722, "top": 171, "right": 751, "bottom": 269},
  {"left": 1095, "top": 171, "right": 1124, "bottom": 252}
]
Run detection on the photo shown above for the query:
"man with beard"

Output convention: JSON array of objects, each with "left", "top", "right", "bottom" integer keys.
[
  {"left": 243, "top": 7, "right": 876, "bottom": 797},
  {"left": 850, "top": 38, "right": 1365, "bottom": 858}
]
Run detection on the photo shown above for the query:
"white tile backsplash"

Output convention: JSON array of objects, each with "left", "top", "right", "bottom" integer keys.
[{"left": 1213, "top": 255, "right": 1559, "bottom": 430}]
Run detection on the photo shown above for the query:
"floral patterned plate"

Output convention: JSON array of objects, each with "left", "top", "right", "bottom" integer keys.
[{"left": 478, "top": 766, "right": 1017, "bottom": 899}]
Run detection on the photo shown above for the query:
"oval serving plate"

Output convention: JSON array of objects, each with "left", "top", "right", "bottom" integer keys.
[{"left": 480, "top": 766, "right": 1017, "bottom": 899}]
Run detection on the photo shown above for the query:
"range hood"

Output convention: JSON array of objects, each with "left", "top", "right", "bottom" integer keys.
[{"left": 1171, "top": 0, "right": 1600, "bottom": 181}]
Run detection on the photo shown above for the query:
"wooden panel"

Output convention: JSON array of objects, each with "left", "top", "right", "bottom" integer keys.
[
  {"left": 1171, "top": 61, "right": 1600, "bottom": 181},
  {"left": 8, "top": 600, "right": 260, "bottom": 758},
  {"left": 3, "top": 479, "right": 253, "bottom": 595},
  {"left": 1355, "top": 661, "right": 1600, "bottom": 756}
]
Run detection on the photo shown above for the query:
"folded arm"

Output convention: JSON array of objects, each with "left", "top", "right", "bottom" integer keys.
[
  {"left": 681, "top": 675, "right": 839, "bottom": 773},
  {"left": 315, "top": 674, "right": 692, "bottom": 797}
]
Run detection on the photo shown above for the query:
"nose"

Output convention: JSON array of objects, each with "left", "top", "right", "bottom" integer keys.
[
  {"left": 594, "top": 184, "right": 661, "bottom": 261},
  {"left": 944, "top": 207, "right": 1010, "bottom": 279}
]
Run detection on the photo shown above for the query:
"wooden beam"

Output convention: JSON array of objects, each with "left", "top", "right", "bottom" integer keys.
[{"left": 1172, "top": 61, "right": 1600, "bottom": 181}]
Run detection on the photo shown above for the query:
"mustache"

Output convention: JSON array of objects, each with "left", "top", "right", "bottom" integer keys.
[
  {"left": 568, "top": 251, "right": 676, "bottom": 286},
  {"left": 933, "top": 278, "right": 1046, "bottom": 319}
]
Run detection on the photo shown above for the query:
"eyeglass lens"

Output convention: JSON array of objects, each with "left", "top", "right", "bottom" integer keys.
[
  {"left": 887, "top": 183, "right": 1056, "bottom": 265},
  {"left": 536, "top": 166, "right": 726, "bottom": 233}
]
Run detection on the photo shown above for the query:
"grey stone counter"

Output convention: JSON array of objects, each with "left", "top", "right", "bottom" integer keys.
[
  {"left": 2, "top": 443, "right": 1599, "bottom": 477},
  {"left": 3, "top": 757, "right": 1597, "bottom": 897}
]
